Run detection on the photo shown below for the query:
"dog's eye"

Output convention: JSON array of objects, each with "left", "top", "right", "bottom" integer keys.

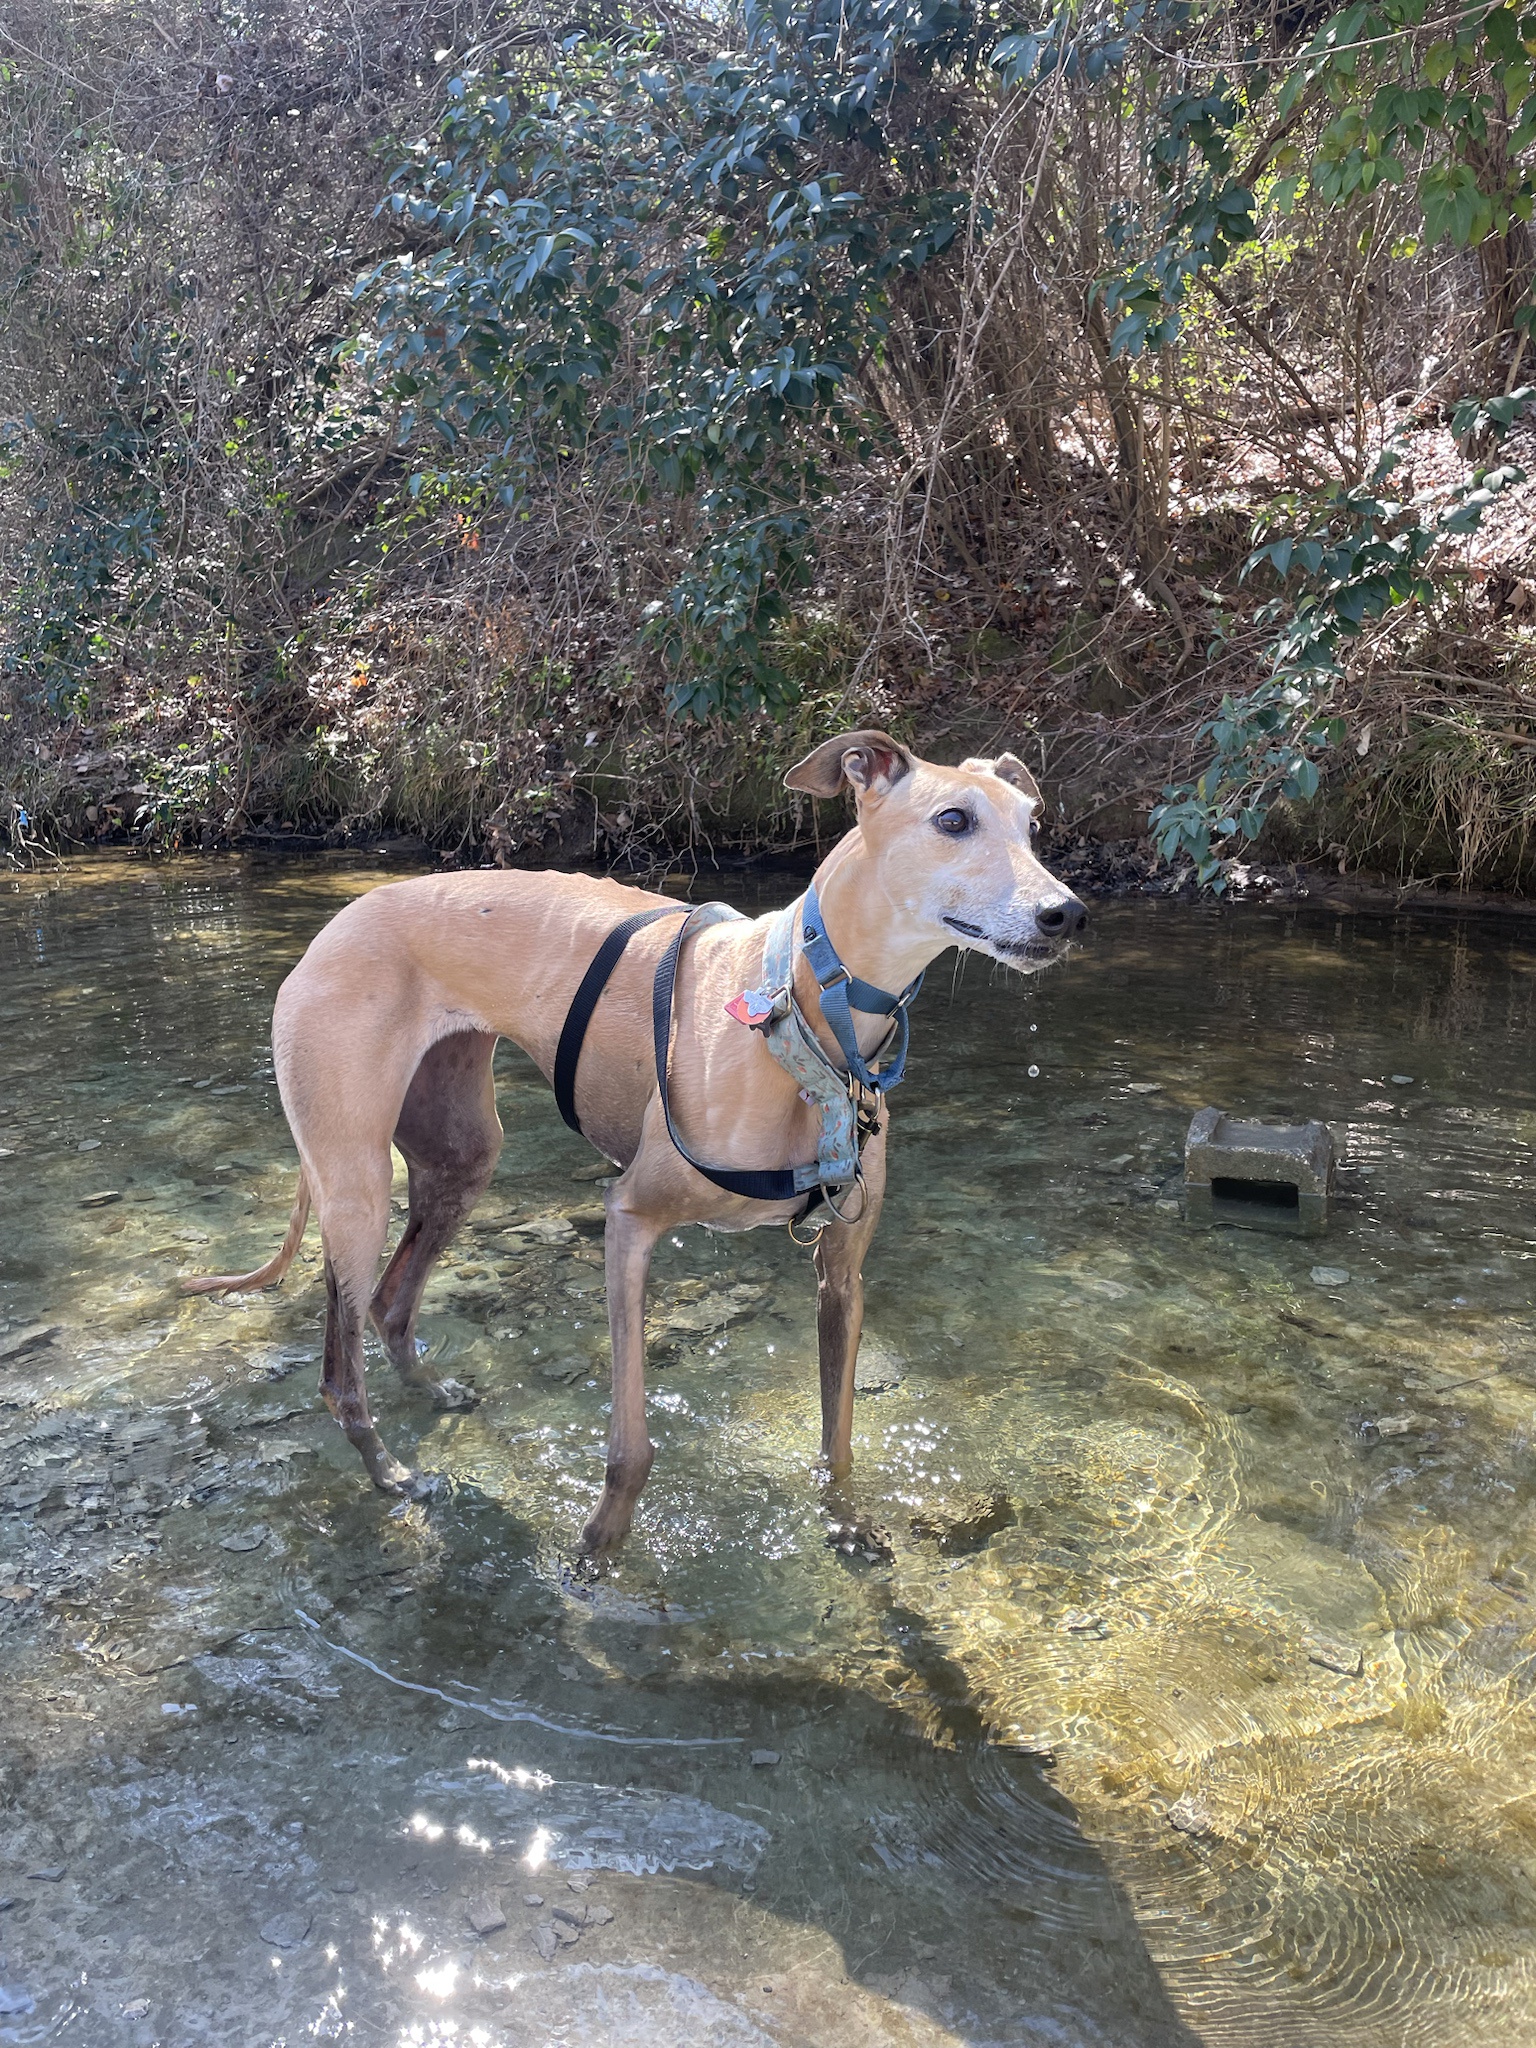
[{"left": 933, "top": 808, "right": 973, "bottom": 837}]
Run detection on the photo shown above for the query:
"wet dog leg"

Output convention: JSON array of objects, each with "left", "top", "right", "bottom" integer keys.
[
  {"left": 319, "top": 1167, "right": 413, "bottom": 1491},
  {"left": 370, "top": 1029, "right": 500, "bottom": 1412},
  {"left": 814, "top": 1125, "right": 894, "bottom": 1561},
  {"left": 814, "top": 1121, "right": 887, "bottom": 1476},
  {"left": 579, "top": 1190, "right": 663, "bottom": 1553}
]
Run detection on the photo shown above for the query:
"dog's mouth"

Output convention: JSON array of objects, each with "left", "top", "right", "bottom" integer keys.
[{"left": 943, "top": 914, "right": 1067, "bottom": 966}]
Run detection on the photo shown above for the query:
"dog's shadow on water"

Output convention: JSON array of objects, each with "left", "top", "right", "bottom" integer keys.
[{"left": 253, "top": 1469, "right": 1204, "bottom": 2048}]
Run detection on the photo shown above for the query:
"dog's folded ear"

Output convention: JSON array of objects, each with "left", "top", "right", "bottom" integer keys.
[
  {"left": 960, "top": 752, "right": 1043, "bottom": 806},
  {"left": 785, "top": 730, "right": 914, "bottom": 799}
]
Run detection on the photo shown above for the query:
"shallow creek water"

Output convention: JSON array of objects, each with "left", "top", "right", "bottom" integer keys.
[{"left": 4, "top": 858, "right": 1536, "bottom": 2047}]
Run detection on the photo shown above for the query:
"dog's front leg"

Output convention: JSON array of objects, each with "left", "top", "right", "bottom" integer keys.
[
  {"left": 580, "top": 1191, "right": 664, "bottom": 1553},
  {"left": 813, "top": 1120, "right": 887, "bottom": 1476}
]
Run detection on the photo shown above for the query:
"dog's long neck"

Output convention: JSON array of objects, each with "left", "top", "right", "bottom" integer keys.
[{"left": 792, "top": 830, "right": 942, "bottom": 1050}]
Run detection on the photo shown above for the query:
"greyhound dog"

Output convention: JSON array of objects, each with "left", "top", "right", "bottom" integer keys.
[{"left": 185, "top": 730, "right": 1085, "bottom": 1550}]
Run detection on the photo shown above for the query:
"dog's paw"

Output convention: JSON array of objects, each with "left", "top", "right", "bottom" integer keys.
[
  {"left": 825, "top": 1517, "right": 895, "bottom": 1566},
  {"left": 576, "top": 1510, "right": 633, "bottom": 1558},
  {"left": 430, "top": 1376, "right": 479, "bottom": 1414},
  {"left": 369, "top": 1455, "right": 417, "bottom": 1496},
  {"left": 558, "top": 1552, "right": 609, "bottom": 1592}
]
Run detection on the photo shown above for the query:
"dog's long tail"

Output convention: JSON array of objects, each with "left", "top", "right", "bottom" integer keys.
[{"left": 181, "top": 1170, "right": 312, "bottom": 1295}]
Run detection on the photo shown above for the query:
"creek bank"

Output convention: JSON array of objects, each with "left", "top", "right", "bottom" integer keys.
[{"left": 24, "top": 801, "right": 1536, "bottom": 913}]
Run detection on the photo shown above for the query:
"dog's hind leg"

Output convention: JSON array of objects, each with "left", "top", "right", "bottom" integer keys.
[
  {"left": 317, "top": 1158, "right": 412, "bottom": 1491},
  {"left": 370, "top": 1029, "right": 500, "bottom": 1411}
]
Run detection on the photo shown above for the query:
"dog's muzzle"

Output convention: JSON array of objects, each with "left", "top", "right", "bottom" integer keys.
[{"left": 944, "top": 896, "right": 1087, "bottom": 962}]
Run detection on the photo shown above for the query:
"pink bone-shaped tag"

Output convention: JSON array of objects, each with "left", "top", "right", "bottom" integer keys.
[{"left": 725, "top": 988, "right": 776, "bottom": 1029}]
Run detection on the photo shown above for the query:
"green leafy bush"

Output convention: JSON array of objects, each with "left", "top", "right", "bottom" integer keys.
[
  {"left": 356, "top": 4, "right": 976, "bottom": 716},
  {"left": 1152, "top": 396, "right": 1536, "bottom": 886}
]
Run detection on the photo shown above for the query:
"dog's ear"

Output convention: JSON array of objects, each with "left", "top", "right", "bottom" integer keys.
[
  {"left": 960, "top": 752, "right": 1042, "bottom": 806},
  {"left": 784, "top": 730, "right": 914, "bottom": 799}
]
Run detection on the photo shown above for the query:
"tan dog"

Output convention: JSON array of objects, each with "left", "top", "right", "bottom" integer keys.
[{"left": 186, "top": 731, "right": 1085, "bottom": 1549}]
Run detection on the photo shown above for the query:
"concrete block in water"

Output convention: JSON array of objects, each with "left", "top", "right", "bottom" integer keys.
[{"left": 1184, "top": 1107, "right": 1334, "bottom": 1236}]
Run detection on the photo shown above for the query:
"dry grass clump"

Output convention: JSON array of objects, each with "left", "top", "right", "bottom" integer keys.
[{"left": 1330, "top": 672, "right": 1536, "bottom": 892}]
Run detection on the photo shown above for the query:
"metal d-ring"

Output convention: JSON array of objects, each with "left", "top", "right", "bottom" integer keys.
[
  {"left": 787, "top": 1169, "right": 863, "bottom": 1245},
  {"left": 826, "top": 1172, "right": 868, "bottom": 1225},
  {"left": 786, "top": 1170, "right": 868, "bottom": 1247},
  {"left": 786, "top": 1210, "right": 828, "bottom": 1248}
]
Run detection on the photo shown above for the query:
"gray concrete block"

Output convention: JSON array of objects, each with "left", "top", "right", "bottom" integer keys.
[{"left": 1184, "top": 1107, "right": 1335, "bottom": 1236}]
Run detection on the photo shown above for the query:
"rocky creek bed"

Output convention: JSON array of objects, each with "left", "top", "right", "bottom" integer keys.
[{"left": 5, "top": 857, "right": 1536, "bottom": 2045}]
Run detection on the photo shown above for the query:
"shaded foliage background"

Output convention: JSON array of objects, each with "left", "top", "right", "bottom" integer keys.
[{"left": 8, "top": 0, "right": 1536, "bottom": 887}]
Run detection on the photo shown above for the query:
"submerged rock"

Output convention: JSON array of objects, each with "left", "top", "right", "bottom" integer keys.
[
  {"left": 563, "top": 1204, "right": 608, "bottom": 1233},
  {"left": 258, "top": 1910, "right": 312, "bottom": 1949},
  {"left": 426, "top": 1765, "right": 770, "bottom": 1879},
  {"left": 1368, "top": 1409, "right": 1417, "bottom": 1441},
  {"left": 1306, "top": 1635, "right": 1364, "bottom": 1678},
  {"left": 0, "top": 1324, "right": 60, "bottom": 1363},
  {"left": 853, "top": 1341, "right": 904, "bottom": 1394},
  {"left": 500, "top": 1215, "right": 578, "bottom": 1249},
  {"left": 537, "top": 1359, "right": 589, "bottom": 1386},
  {"left": 910, "top": 1490, "right": 1015, "bottom": 1554},
  {"left": 1363, "top": 1412, "right": 1420, "bottom": 1441},
  {"left": 1166, "top": 1794, "right": 1217, "bottom": 1837},
  {"left": 1059, "top": 1608, "right": 1107, "bottom": 1635},
  {"left": 826, "top": 1518, "right": 895, "bottom": 1564},
  {"left": 653, "top": 1283, "right": 768, "bottom": 1338}
]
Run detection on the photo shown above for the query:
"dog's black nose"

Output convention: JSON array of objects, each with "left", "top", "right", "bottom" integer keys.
[{"left": 1036, "top": 896, "right": 1088, "bottom": 940}]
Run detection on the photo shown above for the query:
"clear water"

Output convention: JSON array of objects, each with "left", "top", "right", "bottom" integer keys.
[{"left": 4, "top": 857, "right": 1536, "bottom": 2047}]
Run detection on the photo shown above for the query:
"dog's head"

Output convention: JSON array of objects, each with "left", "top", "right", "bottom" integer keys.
[{"left": 785, "top": 729, "right": 1086, "bottom": 971}]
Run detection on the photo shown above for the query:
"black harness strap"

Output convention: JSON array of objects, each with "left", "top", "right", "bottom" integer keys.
[
  {"left": 651, "top": 906, "right": 808, "bottom": 1206},
  {"left": 553, "top": 898, "right": 828, "bottom": 1215},
  {"left": 553, "top": 904, "right": 689, "bottom": 1135}
]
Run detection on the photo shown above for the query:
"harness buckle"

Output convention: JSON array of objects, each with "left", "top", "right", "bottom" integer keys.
[{"left": 815, "top": 962, "right": 851, "bottom": 994}]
